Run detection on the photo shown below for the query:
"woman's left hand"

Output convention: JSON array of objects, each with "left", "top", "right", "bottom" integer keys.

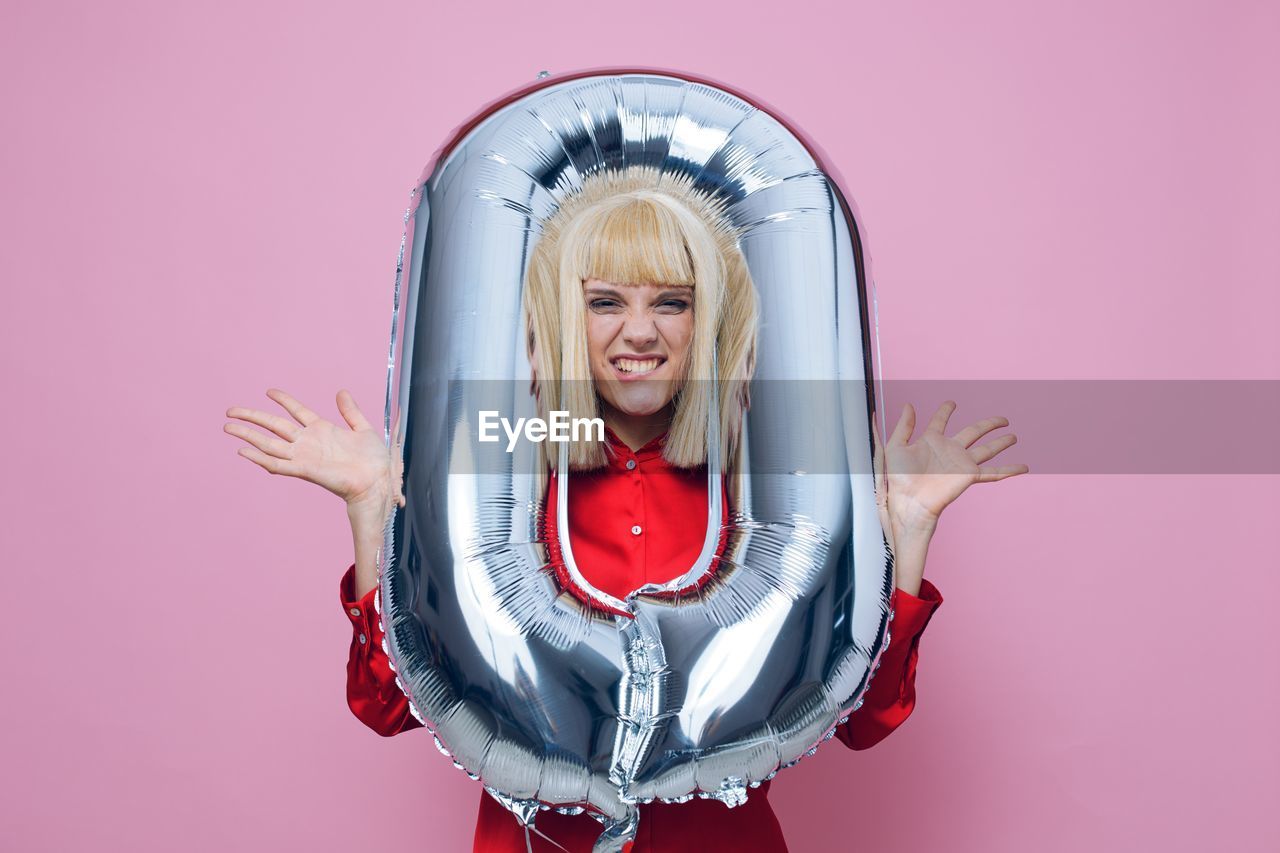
[{"left": 872, "top": 401, "right": 1028, "bottom": 594}]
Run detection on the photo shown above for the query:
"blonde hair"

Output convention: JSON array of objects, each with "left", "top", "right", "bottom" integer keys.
[{"left": 524, "top": 165, "right": 758, "bottom": 470}]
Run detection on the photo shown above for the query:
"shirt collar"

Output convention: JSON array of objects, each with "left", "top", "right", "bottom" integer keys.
[{"left": 603, "top": 425, "right": 668, "bottom": 463}]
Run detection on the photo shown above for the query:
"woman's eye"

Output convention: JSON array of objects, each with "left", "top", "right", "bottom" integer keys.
[
  {"left": 657, "top": 300, "right": 690, "bottom": 313},
  {"left": 589, "top": 299, "right": 621, "bottom": 311}
]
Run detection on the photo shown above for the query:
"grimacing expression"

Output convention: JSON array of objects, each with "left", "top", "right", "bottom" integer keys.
[{"left": 583, "top": 277, "right": 694, "bottom": 418}]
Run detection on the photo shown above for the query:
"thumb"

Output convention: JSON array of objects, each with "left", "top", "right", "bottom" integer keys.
[
  {"left": 872, "top": 416, "right": 887, "bottom": 500},
  {"left": 336, "top": 389, "right": 372, "bottom": 431}
]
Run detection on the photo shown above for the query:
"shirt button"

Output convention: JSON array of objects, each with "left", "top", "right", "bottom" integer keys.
[
  {"left": 349, "top": 607, "right": 361, "bottom": 617},
  {"left": 358, "top": 633, "right": 367, "bottom": 645},
  {"left": 625, "top": 459, "right": 637, "bottom": 470},
  {"left": 631, "top": 525, "right": 642, "bottom": 536}
]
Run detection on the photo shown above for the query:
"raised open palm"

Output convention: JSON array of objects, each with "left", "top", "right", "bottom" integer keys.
[
  {"left": 873, "top": 400, "right": 1028, "bottom": 535},
  {"left": 224, "top": 389, "right": 403, "bottom": 511}
]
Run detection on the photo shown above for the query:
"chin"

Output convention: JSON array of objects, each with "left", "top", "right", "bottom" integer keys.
[{"left": 606, "top": 387, "right": 675, "bottom": 417}]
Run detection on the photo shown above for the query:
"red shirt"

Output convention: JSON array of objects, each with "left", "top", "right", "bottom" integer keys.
[{"left": 340, "top": 428, "right": 943, "bottom": 852}]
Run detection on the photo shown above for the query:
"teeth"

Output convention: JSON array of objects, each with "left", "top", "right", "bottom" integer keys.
[{"left": 614, "top": 358, "right": 661, "bottom": 375}]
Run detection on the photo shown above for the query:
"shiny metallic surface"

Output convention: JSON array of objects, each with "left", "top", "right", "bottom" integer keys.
[{"left": 377, "top": 70, "right": 894, "bottom": 850}]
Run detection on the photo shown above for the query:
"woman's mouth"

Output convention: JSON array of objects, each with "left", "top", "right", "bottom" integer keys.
[{"left": 611, "top": 356, "right": 666, "bottom": 379}]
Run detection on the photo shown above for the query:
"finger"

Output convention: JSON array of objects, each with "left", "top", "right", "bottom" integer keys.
[
  {"left": 970, "top": 433, "right": 1017, "bottom": 465},
  {"left": 924, "top": 400, "right": 956, "bottom": 436},
  {"left": 266, "top": 388, "right": 320, "bottom": 427},
  {"left": 873, "top": 428, "right": 887, "bottom": 505},
  {"left": 975, "top": 463, "right": 1030, "bottom": 483},
  {"left": 236, "top": 445, "right": 305, "bottom": 477},
  {"left": 392, "top": 433, "right": 406, "bottom": 508},
  {"left": 952, "top": 415, "right": 1010, "bottom": 449},
  {"left": 336, "top": 389, "right": 373, "bottom": 432},
  {"left": 875, "top": 417, "right": 885, "bottom": 484},
  {"left": 224, "top": 422, "right": 294, "bottom": 459},
  {"left": 225, "top": 406, "right": 301, "bottom": 441},
  {"left": 888, "top": 403, "right": 914, "bottom": 447}
]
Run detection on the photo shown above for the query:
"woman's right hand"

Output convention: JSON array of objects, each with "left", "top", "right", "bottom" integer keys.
[{"left": 224, "top": 388, "right": 404, "bottom": 518}]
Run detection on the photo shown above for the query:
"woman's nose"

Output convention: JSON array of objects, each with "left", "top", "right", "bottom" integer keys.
[{"left": 621, "top": 312, "right": 659, "bottom": 348}]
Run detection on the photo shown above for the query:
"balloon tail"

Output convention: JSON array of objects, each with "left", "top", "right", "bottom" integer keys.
[
  {"left": 524, "top": 821, "right": 571, "bottom": 853},
  {"left": 592, "top": 806, "right": 638, "bottom": 853}
]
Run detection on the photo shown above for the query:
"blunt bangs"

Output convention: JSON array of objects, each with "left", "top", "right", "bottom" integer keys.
[{"left": 573, "top": 196, "right": 697, "bottom": 289}]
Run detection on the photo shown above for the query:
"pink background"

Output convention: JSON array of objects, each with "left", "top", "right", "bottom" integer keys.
[{"left": 2, "top": 1, "right": 1276, "bottom": 851}]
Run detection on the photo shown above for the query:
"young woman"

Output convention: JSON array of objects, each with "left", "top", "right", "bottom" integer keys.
[{"left": 224, "top": 173, "right": 1027, "bottom": 852}]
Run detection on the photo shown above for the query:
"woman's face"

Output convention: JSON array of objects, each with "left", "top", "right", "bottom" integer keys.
[{"left": 583, "top": 277, "right": 695, "bottom": 419}]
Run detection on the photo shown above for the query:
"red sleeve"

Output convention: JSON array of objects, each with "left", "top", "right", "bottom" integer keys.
[
  {"left": 339, "top": 564, "right": 424, "bottom": 737},
  {"left": 835, "top": 577, "right": 943, "bottom": 751}
]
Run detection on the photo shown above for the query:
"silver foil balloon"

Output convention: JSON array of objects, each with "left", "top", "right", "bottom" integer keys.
[{"left": 375, "top": 68, "right": 895, "bottom": 851}]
